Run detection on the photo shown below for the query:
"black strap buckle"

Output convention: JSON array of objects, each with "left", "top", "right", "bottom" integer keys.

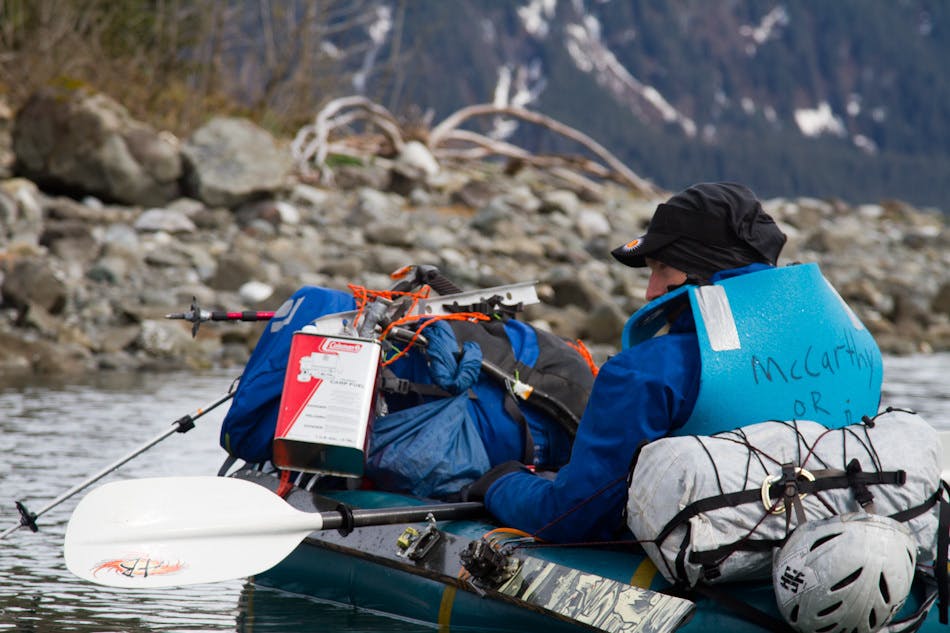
[
  {"left": 16, "top": 501, "right": 38, "bottom": 533},
  {"left": 381, "top": 375, "right": 411, "bottom": 394},
  {"left": 846, "top": 459, "right": 876, "bottom": 509},
  {"left": 778, "top": 463, "right": 807, "bottom": 527}
]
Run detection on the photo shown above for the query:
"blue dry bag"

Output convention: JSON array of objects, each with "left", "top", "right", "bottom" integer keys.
[
  {"left": 366, "top": 393, "right": 491, "bottom": 499},
  {"left": 220, "top": 286, "right": 356, "bottom": 463}
]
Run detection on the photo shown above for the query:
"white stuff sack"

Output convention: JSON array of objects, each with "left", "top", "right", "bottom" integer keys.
[{"left": 625, "top": 409, "right": 941, "bottom": 586}]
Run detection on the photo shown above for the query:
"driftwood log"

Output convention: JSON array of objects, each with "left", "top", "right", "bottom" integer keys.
[{"left": 292, "top": 96, "right": 657, "bottom": 195}]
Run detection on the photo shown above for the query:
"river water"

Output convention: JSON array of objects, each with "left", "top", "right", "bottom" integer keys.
[{"left": 0, "top": 354, "right": 948, "bottom": 632}]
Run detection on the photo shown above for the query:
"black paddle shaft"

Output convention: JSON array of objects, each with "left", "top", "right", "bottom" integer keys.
[{"left": 319, "top": 502, "right": 485, "bottom": 532}]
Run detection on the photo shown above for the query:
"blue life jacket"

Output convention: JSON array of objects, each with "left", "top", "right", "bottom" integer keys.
[
  {"left": 623, "top": 263, "right": 882, "bottom": 435},
  {"left": 485, "top": 264, "right": 884, "bottom": 543}
]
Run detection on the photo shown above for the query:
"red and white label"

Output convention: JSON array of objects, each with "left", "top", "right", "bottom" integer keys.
[{"left": 274, "top": 333, "right": 380, "bottom": 448}]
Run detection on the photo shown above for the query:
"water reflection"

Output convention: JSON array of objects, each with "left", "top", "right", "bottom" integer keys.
[
  {"left": 1, "top": 370, "right": 245, "bottom": 632},
  {"left": 235, "top": 583, "right": 431, "bottom": 633},
  {"left": 881, "top": 353, "right": 950, "bottom": 422}
]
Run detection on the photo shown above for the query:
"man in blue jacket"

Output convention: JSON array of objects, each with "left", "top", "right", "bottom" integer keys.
[{"left": 465, "top": 182, "right": 792, "bottom": 542}]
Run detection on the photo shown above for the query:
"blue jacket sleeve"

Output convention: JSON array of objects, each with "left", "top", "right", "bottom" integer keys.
[{"left": 483, "top": 332, "right": 701, "bottom": 542}]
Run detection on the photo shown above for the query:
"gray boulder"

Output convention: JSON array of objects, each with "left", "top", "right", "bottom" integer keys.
[
  {"left": 543, "top": 266, "right": 612, "bottom": 311},
  {"left": 582, "top": 300, "right": 628, "bottom": 344},
  {"left": 209, "top": 252, "right": 261, "bottom": 291},
  {"left": 1, "top": 257, "right": 69, "bottom": 314},
  {"left": 451, "top": 179, "right": 501, "bottom": 209},
  {"left": 12, "top": 87, "right": 182, "bottom": 206},
  {"left": 39, "top": 220, "right": 99, "bottom": 264},
  {"left": 181, "top": 117, "right": 292, "bottom": 207},
  {"left": 0, "top": 330, "right": 93, "bottom": 376}
]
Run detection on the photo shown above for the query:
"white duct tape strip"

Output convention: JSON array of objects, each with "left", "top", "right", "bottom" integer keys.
[{"left": 694, "top": 285, "right": 741, "bottom": 352}]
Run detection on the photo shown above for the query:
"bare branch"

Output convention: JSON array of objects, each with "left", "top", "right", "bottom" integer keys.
[
  {"left": 292, "top": 95, "right": 405, "bottom": 181},
  {"left": 291, "top": 95, "right": 656, "bottom": 196},
  {"left": 436, "top": 129, "right": 613, "bottom": 191},
  {"left": 429, "top": 103, "right": 656, "bottom": 194},
  {"left": 435, "top": 129, "right": 534, "bottom": 160}
]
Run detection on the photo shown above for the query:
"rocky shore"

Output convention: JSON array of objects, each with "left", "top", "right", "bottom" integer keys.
[{"left": 1, "top": 88, "right": 948, "bottom": 380}]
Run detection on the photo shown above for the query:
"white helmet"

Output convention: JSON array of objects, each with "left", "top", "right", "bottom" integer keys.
[{"left": 773, "top": 513, "right": 916, "bottom": 633}]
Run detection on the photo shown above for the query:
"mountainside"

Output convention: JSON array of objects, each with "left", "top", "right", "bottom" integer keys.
[
  {"left": 0, "top": 1, "right": 946, "bottom": 209},
  {"left": 354, "top": 0, "right": 950, "bottom": 209}
]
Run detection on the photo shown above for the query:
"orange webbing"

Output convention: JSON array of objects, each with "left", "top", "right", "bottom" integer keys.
[
  {"left": 380, "top": 311, "right": 490, "bottom": 366},
  {"left": 348, "top": 283, "right": 431, "bottom": 329},
  {"left": 347, "top": 283, "right": 491, "bottom": 366},
  {"left": 567, "top": 339, "right": 599, "bottom": 376},
  {"left": 275, "top": 469, "right": 294, "bottom": 499}
]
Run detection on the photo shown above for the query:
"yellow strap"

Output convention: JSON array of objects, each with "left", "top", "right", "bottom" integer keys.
[
  {"left": 438, "top": 585, "right": 456, "bottom": 632},
  {"left": 630, "top": 557, "right": 658, "bottom": 588}
]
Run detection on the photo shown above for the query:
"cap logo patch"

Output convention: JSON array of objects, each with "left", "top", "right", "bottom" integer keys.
[{"left": 625, "top": 239, "right": 641, "bottom": 249}]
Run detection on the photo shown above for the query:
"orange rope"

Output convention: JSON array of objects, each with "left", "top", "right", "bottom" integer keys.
[
  {"left": 566, "top": 339, "right": 599, "bottom": 376},
  {"left": 348, "top": 283, "right": 431, "bottom": 331},
  {"left": 347, "top": 283, "right": 491, "bottom": 366},
  {"left": 380, "top": 312, "right": 489, "bottom": 366},
  {"left": 482, "top": 527, "right": 534, "bottom": 540}
]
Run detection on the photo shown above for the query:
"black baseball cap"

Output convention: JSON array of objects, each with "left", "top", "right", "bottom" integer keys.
[{"left": 611, "top": 182, "right": 786, "bottom": 276}]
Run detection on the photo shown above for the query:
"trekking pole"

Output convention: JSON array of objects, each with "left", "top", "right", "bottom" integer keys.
[
  {"left": 166, "top": 265, "right": 462, "bottom": 339},
  {"left": 166, "top": 296, "right": 276, "bottom": 337},
  {"left": 0, "top": 390, "right": 235, "bottom": 540}
]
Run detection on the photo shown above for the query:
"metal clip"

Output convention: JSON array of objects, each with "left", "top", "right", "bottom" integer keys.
[
  {"left": 761, "top": 466, "right": 815, "bottom": 514},
  {"left": 396, "top": 513, "right": 442, "bottom": 561}
]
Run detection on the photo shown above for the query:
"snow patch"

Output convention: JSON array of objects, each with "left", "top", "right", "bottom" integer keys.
[
  {"left": 739, "top": 6, "right": 790, "bottom": 55},
  {"left": 480, "top": 19, "right": 497, "bottom": 45},
  {"left": 490, "top": 61, "right": 547, "bottom": 139},
  {"left": 853, "top": 134, "right": 878, "bottom": 154},
  {"left": 518, "top": 0, "right": 557, "bottom": 38},
  {"left": 794, "top": 102, "right": 846, "bottom": 137},
  {"left": 352, "top": 4, "right": 393, "bottom": 94},
  {"left": 494, "top": 62, "right": 545, "bottom": 109},
  {"left": 367, "top": 4, "right": 392, "bottom": 44},
  {"left": 320, "top": 42, "right": 341, "bottom": 59},
  {"left": 846, "top": 94, "right": 861, "bottom": 117},
  {"left": 563, "top": 16, "right": 696, "bottom": 137}
]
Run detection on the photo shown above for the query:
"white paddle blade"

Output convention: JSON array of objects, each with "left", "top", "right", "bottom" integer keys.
[{"left": 64, "top": 476, "right": 322, "bottom": 588}]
